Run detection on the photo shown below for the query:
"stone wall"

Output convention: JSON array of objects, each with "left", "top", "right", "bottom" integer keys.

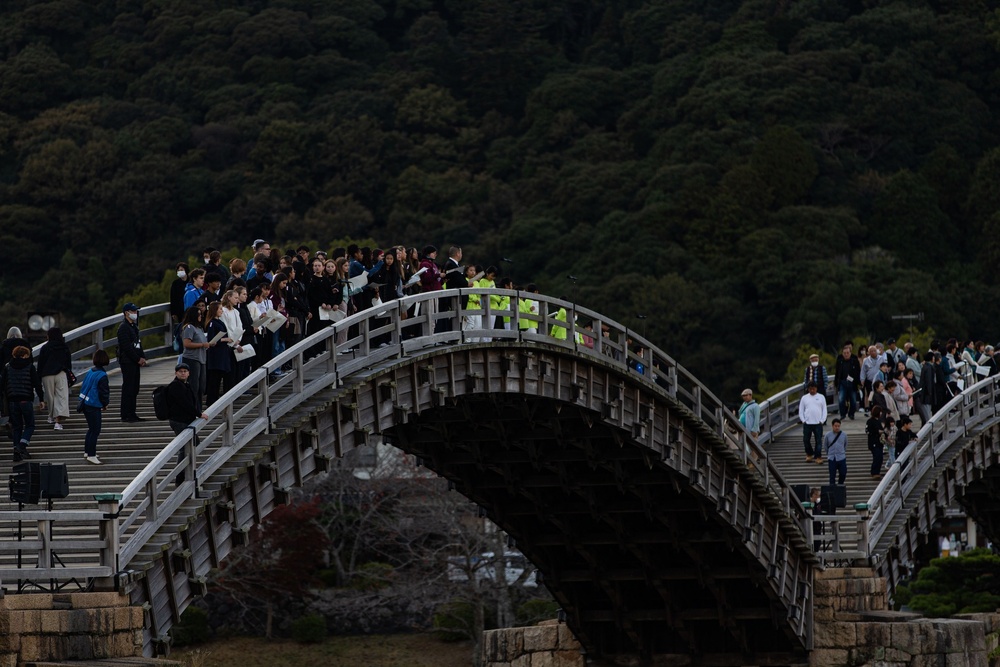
[
  {"left": 812, "top": 567, "right": 1000, "bottom": 667},
  {"left": 483, "top": 568, "right": 1000, "bottom": 666},
  {"left": 0, "top": 592, "right": 144, "bottom": 666},
  {"left": 482, "top": 619, "right": 584, "bottom": 667}
]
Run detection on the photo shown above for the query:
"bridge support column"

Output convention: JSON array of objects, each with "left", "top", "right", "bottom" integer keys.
[
  {"left": 0, "top": 592, "right": 144, "bottom": 664},
  {"left": 482, "top": 620, "right": 584, "bottom": 666},
  {"left": 812, "top": 567, "right": 999, "bottom": 666}
]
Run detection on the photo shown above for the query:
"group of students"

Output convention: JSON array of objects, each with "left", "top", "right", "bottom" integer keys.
[
  {"left": 1, "top": 239, "right": 564, "bottom": 468},
  {"left": 165, "top": 241, "right": 550, "bottom": 412}
]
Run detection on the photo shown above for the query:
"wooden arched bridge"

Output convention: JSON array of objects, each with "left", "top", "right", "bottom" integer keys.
[{"left": 7, "top": 289, "right": 1000, "bottom": 664}]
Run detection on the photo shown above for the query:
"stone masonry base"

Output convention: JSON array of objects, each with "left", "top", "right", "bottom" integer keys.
[
  {"left": 0, "top": 592, "right": 143, "bottom": 666},
  {"left": 482, "top": 568, "right": 1000, "bottom": 666}
]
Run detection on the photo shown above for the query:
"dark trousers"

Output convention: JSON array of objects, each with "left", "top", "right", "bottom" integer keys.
[
  {"left": 206, "top": 369, "right": 227, "bottom": 406},
  {"left": 838, "top": 382, "right": 857, "bottom": 419},
  {"left": 169, "top": 420, "right": 193, "bottom": 484},
  {"left": 869, "top": 443, "right": 884, "bottom": 476},
  {"left": 82, "top": 405, "right": 102, "bottom": 457},
  {"left": 119, "top": 363, "right": 140, "bottom": 419},
  {"left": 828, "top": 458, "right": 846, "bottom": 486},
  {"left": 803, "top": 423, "right": 823, "bottom": 457},
  {"left": 9, "top": 400, "right": 35, "bottom": 446}
]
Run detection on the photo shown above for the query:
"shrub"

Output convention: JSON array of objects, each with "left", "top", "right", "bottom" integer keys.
[
  {"left": 172, "top": 605, "right": 210, "bottom": 647},
  {"left": 349, "top": 562, "right": 395, "bottom": 591},
  {"left": 290, "top": 613, "right": 327, "bottom": 643},
  {"left": 433, "top": 600, "right": 475, "bottom": 642},
  {"left": 515, "top": 598, "right": 560, "bottom": 626}
]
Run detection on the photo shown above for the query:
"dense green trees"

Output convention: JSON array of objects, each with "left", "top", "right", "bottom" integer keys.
[{"left": 2, "top": 0, "right": 1000, "bottom": 397}]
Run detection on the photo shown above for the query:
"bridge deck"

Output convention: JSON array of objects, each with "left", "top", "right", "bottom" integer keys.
[{"left": 765, "top": 408, "right": 885, "bottom": 557}]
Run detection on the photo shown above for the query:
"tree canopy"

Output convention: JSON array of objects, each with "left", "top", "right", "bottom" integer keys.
[{"left": 3, "top": 0, "right": 1000, "bottom": 397}]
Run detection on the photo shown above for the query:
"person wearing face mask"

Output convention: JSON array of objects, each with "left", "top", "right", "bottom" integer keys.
[
  {"left": 170, "top": 263, "right": 189, "bottom": 322},
  {"left": 116, "top": 303, "right": 147, "bottom": 422},
  {"left": 803, "top": 353, "right": 829, "bottom": 398}
]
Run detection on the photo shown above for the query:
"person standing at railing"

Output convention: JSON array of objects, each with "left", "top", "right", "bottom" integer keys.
[
  {"left": 440, "top": 246, "right": 465, "bottom": 333},
  {"left": 799, "top": 382, "right": 827, "bottom": 463},
  {"left": 166, "top": 363, "right": 208, "bottom": 486},
  {"left": 1, "top": 345, "right": 44, "bottom": 462},
  {"left": 517, "top": 284, "right": 540, "bottom": 334},
  {"left": 738, "top": 389, "right": 760, "bottom": 440},
  {"left": 117, "top": 303, "right": 147, "bottom": 423},
  {"left": 835, "top": 343, "right": 861, "bottom": 420},
  {"left": 169, "top": 263, "right": 189, "bottom": 323},
  {"left": 978, "top": 345, "right": 998, "bottom": 377},
  {"left": 77, "top": 350, "right": 110, "bottom": 465},
  {"left": 823, "top": 418, "right": 847, "bottom": 487},
  {"left": 183, "top": 269, "right": 207, "bottom": 310}
]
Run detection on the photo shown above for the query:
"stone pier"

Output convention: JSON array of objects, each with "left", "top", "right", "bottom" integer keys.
[
  {"left": 0, "top": 592, "right": 144, "bottom": 665},
  {"left": 482, "top": 567, "right": 1000, "bottom": 666}
]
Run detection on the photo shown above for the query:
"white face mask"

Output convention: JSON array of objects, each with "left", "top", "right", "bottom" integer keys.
[
  {"left": 177, "top": 270, "right": 187, "bottom": 280},
  {"left": 811, "top": 361, "right": 819, "bottom": 367},
  {"left": 128, "top": 312, "right": 138, "bottom": 322}
]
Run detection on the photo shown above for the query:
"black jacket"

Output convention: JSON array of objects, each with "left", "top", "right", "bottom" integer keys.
[
  {"left": 116, "top": 318, "right": 144, "bottom": 366},
  {"left": 37, "top": 341, "right": 71, "bottom": 377},
  {"left": 2, "top": 358, "right": 44, "bottom": 402},
  {"left": 0, "top": 337, "right": 29, "bottom": 369},
  {"left": 170, "top": 278, "right": 187, "bottom": 321},
  {"left": 166, "top": 378, "right": 199, "bottom": 424},
  {"left": 834, "top": 354, "right": 861, "bottom": 389}
]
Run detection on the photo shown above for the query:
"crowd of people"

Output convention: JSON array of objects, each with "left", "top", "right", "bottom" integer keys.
[
  {"left": 1, "top": 240, "right": 558, "bottom": 465},
  {"left": 738, "top": 337, "right": 997, "bottom": 489}
]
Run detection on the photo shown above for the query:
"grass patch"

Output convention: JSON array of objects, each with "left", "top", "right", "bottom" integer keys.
[{"left": 173, "top": 633, "right": 474, "bottom": 667}]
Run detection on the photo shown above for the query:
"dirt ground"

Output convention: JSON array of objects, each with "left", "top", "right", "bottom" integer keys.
[{"left": 173, "top": 633, "right": 475, "bottom": 667}]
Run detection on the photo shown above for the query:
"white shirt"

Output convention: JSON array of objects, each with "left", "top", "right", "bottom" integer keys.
[
  {"left": 221, "top": 306, "right": 244, "bottom": 345},
  {"left": 798, "top": 392, "right": 828, "bottom": 425}
]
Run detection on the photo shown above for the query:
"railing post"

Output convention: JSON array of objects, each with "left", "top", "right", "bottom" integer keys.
[
  {"left": 95, "top": 493, "right": 122, "bottom": 589},
  {"left": 854, "top": 503, "right": 871, "bottom": 561}
]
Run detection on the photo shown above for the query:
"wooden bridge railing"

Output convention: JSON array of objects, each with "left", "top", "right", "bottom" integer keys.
[{"left": 15, "top": 289, "right": 813, "bottom": 586}]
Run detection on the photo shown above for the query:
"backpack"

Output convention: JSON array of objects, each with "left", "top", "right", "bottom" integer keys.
[
  {"left": 172, "top": 324, "right": 183, "bottom": 353},
  {"left": 152, "top": 385, "right": 169, "bottom": 420}
]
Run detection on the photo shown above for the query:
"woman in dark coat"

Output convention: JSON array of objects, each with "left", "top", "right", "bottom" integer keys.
[{"left": 204, "top": 302, "right": 233, "bottom": 407}]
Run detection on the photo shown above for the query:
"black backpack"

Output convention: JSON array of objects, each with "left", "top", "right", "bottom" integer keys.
[{"left": 152, "top": 385, "right": 169, "bottom": 420}]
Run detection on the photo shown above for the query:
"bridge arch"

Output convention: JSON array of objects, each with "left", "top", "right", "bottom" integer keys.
[{"left": 14, "top": 290, "right": 817, "bottom": 662}]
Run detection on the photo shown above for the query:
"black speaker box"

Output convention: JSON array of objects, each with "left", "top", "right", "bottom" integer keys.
[{"left": 8, "top": 463, "right": 69, "bottom": 504}]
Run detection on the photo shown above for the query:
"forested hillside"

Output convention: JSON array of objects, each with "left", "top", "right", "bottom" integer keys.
[{"left": 2, "top": 0, "right": 1000, "bottom": 396}]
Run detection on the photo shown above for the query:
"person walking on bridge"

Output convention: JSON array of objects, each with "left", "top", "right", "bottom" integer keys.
[
  {"left": 738, "top": 389, "right": 760, "bottom": 440},
  {"left": 799, "top": 382, "right": 827, "bottom": 463},
  {"left": 823, "top": 418, "right": 847, "bottom": 486},
  {"left": 835, "top": 343, "right": 861, "bottom": 420},
  {"left": 1, "top": 345, "right": 44, "bottom": 462},
  {"left": 803, "top": 353, "right": 828, "bottom": 397}
]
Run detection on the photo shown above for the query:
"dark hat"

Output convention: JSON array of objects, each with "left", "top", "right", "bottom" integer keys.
[
  {"left": 887, "top": 337, "right": 896, "bottom": 344},
  {"left": 175, "top": 362, "right": 190, "bottom": 371},
  {"left": 122, "top": 302, "right": 139, "bottom": 313}
]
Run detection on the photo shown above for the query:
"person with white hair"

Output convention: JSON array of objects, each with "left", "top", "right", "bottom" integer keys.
[{"left": 1, "top": 327, "right": 28, "bottom": 369}]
